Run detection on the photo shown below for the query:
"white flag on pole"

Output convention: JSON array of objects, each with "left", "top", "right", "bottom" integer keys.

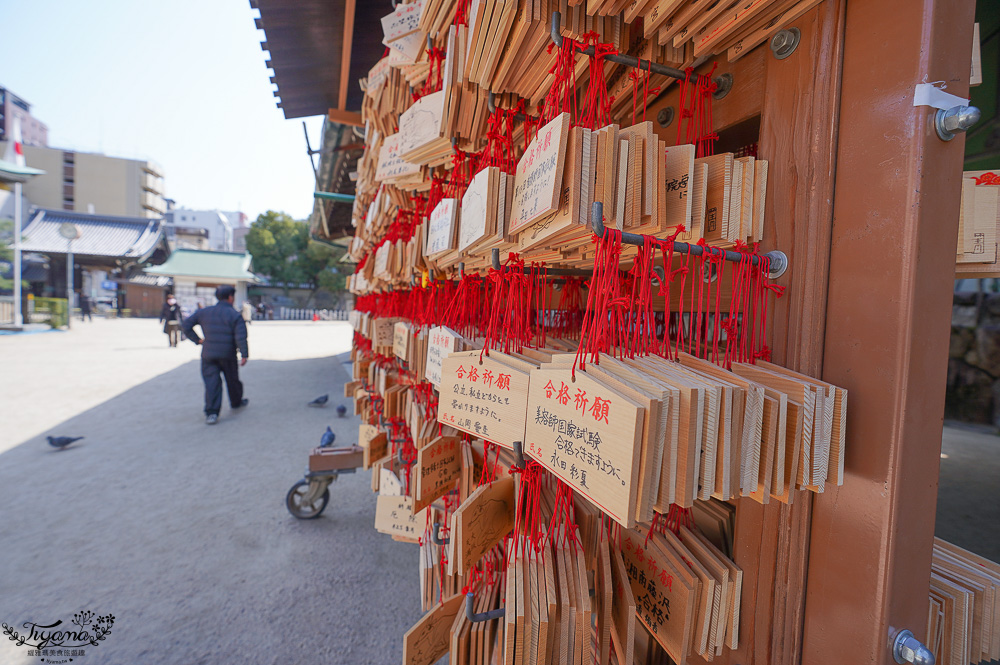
[{"left": 3, "top": 116, "right": 26, "bottom": 167}]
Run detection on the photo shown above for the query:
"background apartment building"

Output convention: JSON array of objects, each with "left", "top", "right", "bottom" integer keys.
[
  {"left": 0, "top": 86, "right": 48, "bottom": 147},
  {"left": 5, "top": 145, "right": 167, "bottom": 219}
]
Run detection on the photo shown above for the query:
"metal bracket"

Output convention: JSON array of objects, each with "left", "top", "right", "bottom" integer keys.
[
  {"left": 512, "top": 441, "right": 527, "bottom": 470},
  {"left": 466, "top": 593, "right": 506, "bottom": 623},
  {"left": 431, "top": 522, "right": 450, "bottom": 546},
  {"left": 487, "top": 91, "right": 534, "bottom": 121}
]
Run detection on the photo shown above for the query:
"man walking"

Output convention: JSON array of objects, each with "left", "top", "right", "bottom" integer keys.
[{"left": 181, "top": 285, "right": 249, "bottom": 425}]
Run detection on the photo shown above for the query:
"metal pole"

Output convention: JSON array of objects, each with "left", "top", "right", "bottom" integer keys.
[
  {"left": 67, "top": 238, "right": 73, "bottom": 330},
  {"left": 12, "top": 182, "right": 21, "bottom": 326}
]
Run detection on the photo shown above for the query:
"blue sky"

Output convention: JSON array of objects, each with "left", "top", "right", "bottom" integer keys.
[{"left": 0, "top": 0, "right": 323, "bottom": 222}]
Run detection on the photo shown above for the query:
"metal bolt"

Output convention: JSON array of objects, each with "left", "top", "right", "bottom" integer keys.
[
  {"left": 935, "top": 105, "right": 981, "bottom": 141},
  {"left": 712, "top": 73, "right": 733, "bottom": 100},
  {"left": 892, "top": 629, "right": 935, "bottom": 665},
  {"left": 657, "top": 107, "right": 675, "bottom": 128},
  {"left": 770, "top": 28, "right": 801, "bottom": 60}
]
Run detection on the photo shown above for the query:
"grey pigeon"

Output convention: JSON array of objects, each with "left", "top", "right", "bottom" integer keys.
[
  {"left": 320, "top": 427, "right": 335, "bottom": 447},
  {"left": 47, "top": 436, "right": 84, "bottom": 450},
  {"left": 336, "top": 404, "right": 347, "bottom": 417},
  {"left": 308, "top": 394, "right": 329, "bottom": 407}
]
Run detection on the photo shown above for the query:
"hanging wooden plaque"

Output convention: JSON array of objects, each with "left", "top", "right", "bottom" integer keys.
[
  {"left": 426, "top": 326, "right": 463, "bottom": 387},
  {"left": 414, "top": 435, "right": 462, "bottom": 513},
  {"left": 523, "top": 367, "right": 644, "bottom": 527},
  {"left": 376, "top": 132, "right": 422, "bottom": 183},
  {"left": 403, "top": 592, "right": 464, "bottom": 665},
  {"left": 437, "top": 352, "right": 531, "bottom": 449},
  {"left": 620, "top": 525, "right": 698, "bottom": 665},
  {"left": 426, "top": 198, "right": 460, "bottom": 257},
  {"left": 381, "top": 0, "right": 425, "bottom": 43},
  {"left": 394, "top": 321, "right": 412, "bottom": 360},
  {"left": 375, "top": 494, "right": 428, "bottom": 540},
  {"left": 508, "top": 112, "right": 572, "bottom": 234},
  {"left": 457, "top": 476, "right": 515, "bottom": 575}
]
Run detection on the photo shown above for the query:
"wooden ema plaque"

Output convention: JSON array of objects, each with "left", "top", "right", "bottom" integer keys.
[
  {"left": 413, "top": 435, "right": 462, "bottom": 513},
  {"left": 621, "top": 525, "right": 697, "bottom": 665},
  {"left": 380, "top": 0, "right": 424, "bottom": 43},
  {"left": 398, "top": 90, "right": 445, "bottom": 161},
  {"left": 393, "top": 321, "right": 412, "bottom": 360},
  {"left": 508, "top": 112, "right": 571, "bottom": 234},
  {"left": 375, "top": 132, "right": 421, "bottom": 183},
  {"left": 456, "top": 476, "right": 515, "bottom": 576},
  {"left": 523, "top": 368, "right": 643, "bottom": 527},
  {"left": 373, "top": 317, "right": 399, "bottom": 348},
  {"left": 425, "top": 326, "right": 461, "bottom": 387},
  {"left": 426, "top": 198, "right": 459, "bottom": 257},
  {"left": 437, "top": 352, "right": 530, "bottom": 450},
  {"left": 403, "top": 592, "right": 464, "bottom": 665},
  {"left": 375, "top": 494, "right": 427, "bottom": 541}
]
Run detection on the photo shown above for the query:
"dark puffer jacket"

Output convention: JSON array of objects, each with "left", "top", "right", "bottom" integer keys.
[{"left": 181, "top": 302, "right": 249, "bottom": 360}]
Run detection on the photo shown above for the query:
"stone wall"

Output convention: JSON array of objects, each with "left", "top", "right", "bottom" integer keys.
[{"left": 948, "top": 292, "right": 1000, "bottom": 426}]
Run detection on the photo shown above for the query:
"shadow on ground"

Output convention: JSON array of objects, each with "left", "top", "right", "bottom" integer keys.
[{"left": 0, "top": 352, "right": 419, "bottom": 665}]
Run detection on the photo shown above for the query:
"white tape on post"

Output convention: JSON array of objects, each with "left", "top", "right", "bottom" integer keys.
[{"left": 913, "top": 82, "right": 970, "bottom": 110}]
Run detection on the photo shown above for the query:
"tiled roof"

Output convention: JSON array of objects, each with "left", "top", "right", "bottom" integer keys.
[
  {"left": 20, "top": 209, "right": 164, "bottom": 261},
  {"left": 144, "top": 249, "right": 257, "bottom": 281}
]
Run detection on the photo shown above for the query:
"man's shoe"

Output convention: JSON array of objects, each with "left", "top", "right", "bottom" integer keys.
[
  {"left": 234, "top": 398, "right": 249, "bottom": 409},
  {"left": 206, "top": 414, "right": 219, "bottom": 425}
]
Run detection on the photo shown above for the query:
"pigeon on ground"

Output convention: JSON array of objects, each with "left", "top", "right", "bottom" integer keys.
[
  {"left": 47, "top": 436, "right": 84, "bottom": 450},
  {"left": 320, "top": 427, "right": 336, "bottom": 448},
  {"left": 308, "top": 394, "right": 329, "bottom": 407},
  {"left": 336, "top": 404, "right": 347, "bottom": 418}
]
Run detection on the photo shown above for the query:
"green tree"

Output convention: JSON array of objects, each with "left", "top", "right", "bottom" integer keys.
[{"left": 245, "top": 211, "right": 346, "bottom": 306}]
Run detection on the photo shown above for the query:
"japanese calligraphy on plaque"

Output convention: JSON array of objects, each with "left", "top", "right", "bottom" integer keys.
[
  {"left": 374, "top": 494, "right": 427, "bottom": 540},
  {"left": 425, "top": 326, "right": 462, "bottom": 387},
  {"left": 414, "top": 435, "right": 462, "bottom": 513},
  {"left": 508, "top": 112, "right": 571, "bottom": 234},
  {"left": 375, "top": 132, "right": 421, "bottom": 183},
  {"left": 437, "top": 352, "right": 530, "bottom": 450},
  {"left": 380, "top": 0, "right": 424, "bottom": 43},
  {"left": 619, "top": 526, "right": 697, "bottom": 664},
  {"left": 426, "top": 198, "right": 459, "bottom": 257},
  {"left": 523, "top": 368, "right": 643, "bottom": 527}
]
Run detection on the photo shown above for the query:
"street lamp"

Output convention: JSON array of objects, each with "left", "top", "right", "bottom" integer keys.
[{"left": 58, "top": 222, "right": 80, "bottom": 329}]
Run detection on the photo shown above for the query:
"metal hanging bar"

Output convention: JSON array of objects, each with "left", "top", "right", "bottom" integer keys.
[
  {"left": 511, "top": 441, "right": 527, "bottom": 470},
  {"left": 491, "top": 248, "right": 592, "bottom": 277},
  {"left": 487, "top": 91, "right": 536, "bottom": 122},
  {"left": 550, "top": 11, "right": 733, "bottom": 97},
  {"left": 466, "top": 594, "right": 506, "bottom": 623},
  {"left": 430, "top": 522, "right": 449, "bottom": 546},
  {"left": 591, "top": 202, "right": 789, "bottom": 279}
]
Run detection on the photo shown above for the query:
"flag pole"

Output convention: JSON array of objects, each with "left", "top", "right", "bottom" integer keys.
[{"left": 12, "top": 181, "right": 21, "bottom": 327}]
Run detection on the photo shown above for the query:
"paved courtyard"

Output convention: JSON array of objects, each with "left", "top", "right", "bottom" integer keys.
[{"left": 0, "top": 319, "right": 420, "bottom": 665}]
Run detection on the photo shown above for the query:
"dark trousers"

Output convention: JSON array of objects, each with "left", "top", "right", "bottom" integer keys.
[
  {"left": 201, "top": 356, "right": 243, "bottom": 415},
  {"left": 166, "top": 321, "right": 181, "bottom": 346}
]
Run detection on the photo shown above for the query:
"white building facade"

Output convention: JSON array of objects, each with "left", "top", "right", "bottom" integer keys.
[{"left": 163, "top": 209, "right": 247, "bottom": 252}]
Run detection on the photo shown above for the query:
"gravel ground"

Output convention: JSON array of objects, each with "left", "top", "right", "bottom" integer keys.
[{"left": 0, "top": 319, "right": 421, "bottom": 665}]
